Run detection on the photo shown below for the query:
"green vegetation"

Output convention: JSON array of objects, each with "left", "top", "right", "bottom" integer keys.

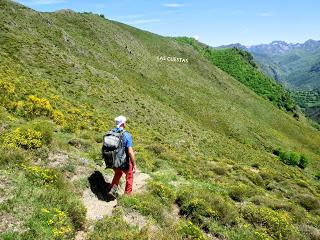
[
  {"left": 0, "top": 0, "right": 320, "bottom": 239},
  {"left": 175, "top": 37, "right": 297, "bottom": 113},
  {"left": 292, "top": 89, "right": 320, "bottom": 109},
  {"left": 0, "top": 165, "right": 86, "bottom": 239},
  {"left": 242, "top": 204, "right": 301, "bottom": 239},
  {"left": 291, "top": 89, "right": 320, "bottom": 124},
  {"left": 273, "top": 148, "right": 309, "bottom": 169}
]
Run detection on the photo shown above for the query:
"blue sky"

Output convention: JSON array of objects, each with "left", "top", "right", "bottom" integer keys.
[{"left": 15, "top": 0, "right": 320, "bottom": 46}]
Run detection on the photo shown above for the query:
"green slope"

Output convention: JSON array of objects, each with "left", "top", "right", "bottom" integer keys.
[{"left": 1, "top": 1, "right": 320, "bottom": 239}]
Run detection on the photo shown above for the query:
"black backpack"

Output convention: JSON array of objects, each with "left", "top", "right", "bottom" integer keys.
[{"left": 101, "top": 129, "right": 129, "bottom": 170}]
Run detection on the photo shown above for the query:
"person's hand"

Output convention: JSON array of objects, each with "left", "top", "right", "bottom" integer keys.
[{"left": 132, "top": 164, "right": 137, "bottom": 173}]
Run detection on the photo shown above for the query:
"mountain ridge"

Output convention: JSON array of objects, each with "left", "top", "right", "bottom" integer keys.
[
  {"left": 218, "top": 39, "right": 320, "bottom": 54},
  {"left": 217, "top": 39, "right": 320, "bottom": 90}
]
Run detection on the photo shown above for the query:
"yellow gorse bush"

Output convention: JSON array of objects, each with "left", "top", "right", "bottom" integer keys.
[
  {"left": 242, "top": 204, "right": 294, "bottom": 239},
  {"left": 15, "top": 95, "right": 66, "bottom": 125},
  {"left": 41, "top": 208, "right": 73, "bottom": 239},
  {"left": 17, "top": 95, "right": 54, "bottom": 117},
  {"left": 178, "top": 221, "right": 207, "bottom": 240},
  {"left": 148, "top": 181, "right": 175, "bottom": 204},
  {"left": 0, "top": 80, "right": 16, "bottom": 109},
  {"left": 53, "top": 110, "right": 66, "bottom": 125},
  {"left": 3, "top": 127, "right": 43, "bottom": 149},
  {"left": 21, "top": 163, "right": 58, "bottom": 184},
  {"left": 0, "top": 80, "right": 15, "bottom": 95}
]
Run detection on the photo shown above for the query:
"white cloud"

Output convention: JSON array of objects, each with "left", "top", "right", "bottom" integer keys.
[
  {"left": 163, "top": 3, "right": 183, "bottom": 8},
  {"left": 258, "top": 12, "right": 272, "bottom": 17},
  {"left": 193, "top": 35, "right": 200, "bottom": 41},
  {"left": 128, "top": 19, "right": 161, "bottom": 25},
  {"left": 19, "top": 0, "right": 67, "bottom": 5}
]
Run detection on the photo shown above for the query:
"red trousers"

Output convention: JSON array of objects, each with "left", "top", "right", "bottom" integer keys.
[{"left": 111, "top": 160, "right": 133, "bottom": 194}]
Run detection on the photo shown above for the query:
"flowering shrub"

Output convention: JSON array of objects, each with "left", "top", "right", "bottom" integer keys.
[
  {"left": 148, "top": 181, "right": 175, "bottom": 205},
  {"left": 14, "top": 95, "right": 66, "bottom": 126},
  {"left": 242, "top": 204, "right": 298, "bottom": 239},
  {"left": 3, "top": 127, "right": 43, "bottom": 149},
  {"left": 0, "top": 80, "right": 15, "bottom": 95},
  {"left": 0, "top": 80, "right": 17, "bottom": 110},
  {"left": 52, "top": 110, "right": 66, "bottom": 125},
  {"left": 21, "top": 163, "right": 58, "bottom": 185},
  {"left": 177, "top": 189, "right": 238, "bottom": 227},
  {"left": 178, "top": 221, "right": 207, "bottom": 240},
  {"left": 41, "top": 208, "right": 73, "bottom": 239},
  {"left": 229, "top": 183, "right": 255, "bottom": 202},
  {"left": 17, "top": 95, "right": 54, "bottom": 118}
]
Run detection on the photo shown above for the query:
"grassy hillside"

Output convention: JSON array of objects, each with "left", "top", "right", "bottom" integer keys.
[
  {"left": 1, "top": 1, "right": 320, "bottom": 239},
  {"left": 176, "top": 37, "right": 297, "bottom": 114}
]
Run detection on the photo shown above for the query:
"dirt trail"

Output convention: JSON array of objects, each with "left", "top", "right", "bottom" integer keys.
[
  {"left": 82, "top": 170, "right": 150, "bottom": 221},
  {"left": 74, "top": 169, "right": 150, "bottom": 239}
]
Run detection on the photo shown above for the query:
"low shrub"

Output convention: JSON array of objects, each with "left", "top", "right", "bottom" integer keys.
[
  {"left": 176, "top": 189, "right": 239, "bottom": 228},
  {"left": 68, "top": 138, "right": 91, "bottom": 151},
  {"left": 2, "top": 166, "right": 86, "bottom": 239},
  {"left": 228, "top": 183, "right": 255, "bottom": 202},
  {"left": 242, "top": 204, "right": 299, "bottom": 239},
  {"left": 52, "top": 110, "right": 66, "bottom": 125},
  {"left": 178, "top": 220, "right": 207, "bottom": 240},
  {"left": 14, "top": 95, "right": 66, "bottom": 125},
  {"left": 17, "top": 95, "right": 54, "bottom": 118},
  {"left": 2, "top": 121, "right": 54, "bottom": 150},
  {"left": 0, "top": 147, "right": 26, "bottom": 165},
  {"left": 250, "top": 196, "right": 308, "bottom": 224},
  {"left": 39, "top": 207, "right": 73, "bottom": 239},
  {"left": 146, "top": 143, "right": 166, "bottom": 155},
  {"left": 65, "top": 198, "right": 86, "bottom": 230},
  {"left": 299, "top": 224, "right": 320, "bottom": 240},
  {"left": 20, "top": 163, "right": 59, "bottom": 185},
  {"left": 0, "top": 80, "right": 15, "bottom": 96},
  {"left": 88, "top": 212, "right": 147, "bottom": 240},
  {"left": 0, "top": 80, "right": 16, "bottom": 107},
  {"left": 246, "top": 171, "right": 264, "bottom": 186},
  {"left": 298, "top": 155, "right": 309, "bottom": 169},
  {"left": 31, "top": 120, "right": 54, "bottom": 144},
  {"left": 212, "top": 166, "right": 228, "bottom": 176},
  {"left": 274, "top": 148, "right": 309, "bottom": 169},
  {"left": 3, "top": 127, "right": 43, "bottom": 149},
  {"left": 296, "top": 194, "right": 320, "bottom": 211},
  {"left": 119, "top": 193, "right": 166, "bottom": 223},
  {"left": 279, "top": 151, "right": 299, "bottom": 166},
  {"left": 148, "top": 181, "right": 175, "bottom": 205},
  {"left": 225, "top": 225, "right": 273, "bottom": 240},
  {"left": 179, "top": 197, "right": 218, "bottom": 225}
]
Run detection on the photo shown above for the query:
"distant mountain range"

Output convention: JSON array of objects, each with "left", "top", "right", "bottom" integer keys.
[{"left": 218, "top": 39, "right": 320, "bottom": 90}]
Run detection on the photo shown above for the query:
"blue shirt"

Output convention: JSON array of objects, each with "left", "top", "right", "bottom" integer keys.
[{"left": 112, "top": 127, "right": 133, "bottom": 148}]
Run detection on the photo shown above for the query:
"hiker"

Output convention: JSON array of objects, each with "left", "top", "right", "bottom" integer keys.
[{"left": 103, "top": 116, "right": 136, "bottom": 197}]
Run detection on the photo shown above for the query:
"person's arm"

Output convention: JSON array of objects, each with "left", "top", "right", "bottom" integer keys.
[{"left": 128, "top": 146, "right": 136, "bottom": 171}]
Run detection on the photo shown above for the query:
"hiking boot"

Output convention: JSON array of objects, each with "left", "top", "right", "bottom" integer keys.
[{"left": 109, "top": 185, "right": 119, "bottom": 198}]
